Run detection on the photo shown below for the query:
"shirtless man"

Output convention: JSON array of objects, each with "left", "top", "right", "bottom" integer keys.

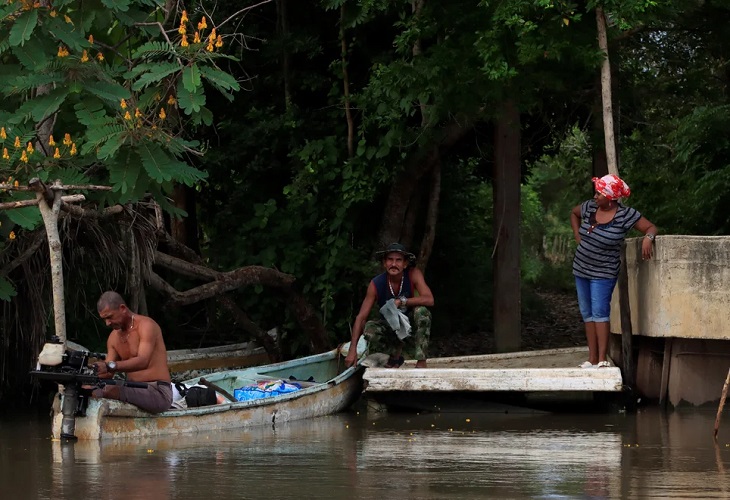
[{"left": 91, "top": 291, "right": 172, "bottom": 413}]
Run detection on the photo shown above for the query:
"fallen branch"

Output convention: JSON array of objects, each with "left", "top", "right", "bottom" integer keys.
[
  {"left": 152, "top": 245, "right": 328, "bottom": 353},
  {"left": 0, "top": 194, "right": 84, "bottom": 211},
  {"left": 61, "top": 203, "right": 125, "bottom": 219},
  {"left": 154, "top": 252, "right": 295, "bottom": 303},
  {"left": 148, "top": 270, "right": 280, "bottom": 360},
  {"left": 0, "top": 230, "right": 46, "bottom": 277}
]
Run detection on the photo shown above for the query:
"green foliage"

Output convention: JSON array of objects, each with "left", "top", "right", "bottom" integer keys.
[
  {"left": 0, "top": 276, "right": 16, "bottom": 300},
  {"left": 0, "top": 1, "right": 241, "bottom": 228},
  {"left": 523, "top": 126, "right": 592, "bottom": 290},
  {"left": 0, "top": 0, "right": 243, "bottom": 301}
]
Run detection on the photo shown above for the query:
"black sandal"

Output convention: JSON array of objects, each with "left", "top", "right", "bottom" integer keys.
[{"left": 384, "top": 355, "right": 405, "bottom": 368}]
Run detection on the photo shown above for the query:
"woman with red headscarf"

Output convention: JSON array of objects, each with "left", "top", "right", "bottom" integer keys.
[{"left": 570, "top": 174, "right": 657, "bottom": 368}]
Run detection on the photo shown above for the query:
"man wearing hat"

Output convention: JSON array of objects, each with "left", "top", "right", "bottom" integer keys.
[{"left": 344, "top": 243, "right": 434, "bottom": 368}]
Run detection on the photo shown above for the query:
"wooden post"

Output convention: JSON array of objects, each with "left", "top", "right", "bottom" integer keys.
[
  {"left": 659, "top": 338, "right": 673, "bottom": 407},
  {"left": 618, "top": 247, "right": 634, "bottom": 390},
  {"left": 714, "top": 368, "right": 730, "bottom": 440}
]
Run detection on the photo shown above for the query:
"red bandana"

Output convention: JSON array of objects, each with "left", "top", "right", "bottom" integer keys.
[{"left": 592, "top": 174, "right": 631, "bottom": 200}]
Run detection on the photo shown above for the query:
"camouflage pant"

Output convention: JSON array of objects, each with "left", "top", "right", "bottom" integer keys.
[{"left": 364, "top": 306, "right": 431, "bottom": 361}]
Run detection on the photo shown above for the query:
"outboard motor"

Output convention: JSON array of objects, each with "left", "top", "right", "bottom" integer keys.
[{"left": 30, "top": 336, "right": 106, "bottom": 441}]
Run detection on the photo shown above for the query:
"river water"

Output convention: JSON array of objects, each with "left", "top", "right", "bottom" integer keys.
[{"left": 1, "top": 402, "right": 729, "bottom": 499}]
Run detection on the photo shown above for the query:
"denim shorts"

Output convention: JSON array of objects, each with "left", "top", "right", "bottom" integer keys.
[{"left": 575, "top": 276, "right": 617, "bottom": 323}]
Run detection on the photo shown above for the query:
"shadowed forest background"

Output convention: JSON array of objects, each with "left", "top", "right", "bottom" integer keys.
[{"left": 0, "top": 0, "right": 728, "bottom": 406}]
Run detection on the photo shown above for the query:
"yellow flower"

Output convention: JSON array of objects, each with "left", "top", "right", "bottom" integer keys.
[
  {"left": 208, "top": 28, "right": 217, "bottom": 42},
  {"left": 0, "top": 127, "right": 5, "bottom": 139},
  {"left": 48, "top": 135, "right": 55, "bottom": 146},
  {"left": 64, "top": 14, "right": 73, "bottom": 25},
  {"left": 97, "top": 53, "right": 104, "bottom": 61},
  {"left": 50, "top": 10, "right": 57, "bottom": 17},
  {"left": 57, "top": 46, "right": 69, "bottom": 58},
  {"left": 88, "top": 34, "right": 94, "bottom": 44},
  {"left": 134, "top": 108, "right": 142, "bottom": 118},
  {"left": 81, "top": 50, "right": 89, "bottom": 63},
  {"left": 215, "top": 35, "right": 223, "bottom": 48},
  {"left": 193, "top": 31, "right": 201, "bottom": 44},
  {"left": 13, "top": 180, "right": 18, "bottom": 187},
  {"left": 124, "top": 111, "right": 131, "bottom": 121},
  {"left": 63, "top": 133, "right": 72, "bottom": 145},
  {"left": 181, "top": 35, "right": 189, "bottom": 47},
  {"left": 206, "top": 43, "right": 214, "bottom": 52},
  {"left": 26, "top": 141, "right": 33, "bottom": 153},
  {"left": 20, "top": 151, "right": 28, "bottom": 163},
  {"left": 197, "top": 17, "right": 207, "bottom": 30},
  {"left": 181, "top": 10, "right": 188, "bottom": 23},
  {"left": 167, "top": 95, "right": 176, "bottom": 106},
  {"left": 14, "top": 137, "right": 20, "bottom": 148},
  {"left": 9, "top": 231, "right": 15, "bottom": 241},
  {"left": 53, "top": 148, "right": 60, "bottom": 159},
  {"left": 178, "top": 24, "right": 186, "bottom": 35},
  {"left": 2, "top": 148, "right": 8, "bottom": 160},
  {"left": 159, "top": 108, "right": 166, "bottom": 120},
  {"left": 120, "top": 99, "right": 127, "bottom": 109},
  {"left": 70, "top": 143, "right": 77, "bottom": 155}
]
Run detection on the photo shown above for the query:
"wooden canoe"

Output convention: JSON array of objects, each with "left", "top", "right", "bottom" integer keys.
[
  {"left": 166, "top": 342, "right": 270, "bottom": 375},
  {"left": 51, "top": 345, "right": 365, "bottom": 440}
]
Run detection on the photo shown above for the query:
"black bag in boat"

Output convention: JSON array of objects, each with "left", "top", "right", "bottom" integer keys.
[{"left": 175, "top": 383, "right": 217, "bottom": 407}]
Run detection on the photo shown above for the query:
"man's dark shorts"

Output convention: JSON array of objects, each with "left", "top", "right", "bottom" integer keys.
[{"left": 94, "top": 381, "right": 172, "bottom": 414}]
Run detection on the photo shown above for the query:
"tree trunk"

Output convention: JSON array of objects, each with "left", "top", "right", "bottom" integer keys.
[
  {"left": 128, "top": 229, "right": 142, "bottom": 313},
  {"left": 417, "top": 157, "right": 441, "bottom": 271},
  {"left": 170, "top": 184, "right": 200, "bottom": 254},
  {"left": 340, "top": 4, "right": 354, "bottom": 158},
  {"left": 375, "top": 121, "right": 470, "bottom": 252},
  {"left": 34, "top": 185, "right": 66, "bottom": 343},
  {"left": 492, "top": 99, "right": 521, "bottom": 353},
  {"left": 596, "top": 6, "right": 618, "bottom": 176},
  {"left": 597, "top": 5, "right": 634, "bottom": 391},
  {"left": 276, "top": 0, "right": 292, "bottom": 111}
]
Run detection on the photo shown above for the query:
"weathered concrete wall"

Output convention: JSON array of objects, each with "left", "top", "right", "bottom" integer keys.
[
  {"left": 608, "top": 236, "right": 730, "bottom": 406},
  {"left": 610, "top": 235, "right": 730, "bottom": 340}
]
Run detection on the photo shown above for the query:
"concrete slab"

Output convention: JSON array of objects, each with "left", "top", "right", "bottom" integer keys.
[{"left": 363, "top": 347, "right": 624, "bottom": 393}]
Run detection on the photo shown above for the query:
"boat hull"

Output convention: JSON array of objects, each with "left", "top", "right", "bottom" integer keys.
[{"left": 51, "top": 348, "right": 364, "bottom": 440}]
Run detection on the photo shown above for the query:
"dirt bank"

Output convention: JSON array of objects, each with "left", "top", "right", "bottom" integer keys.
[{"left": 432, "top": 288, "right": 585, "bottom": 358}]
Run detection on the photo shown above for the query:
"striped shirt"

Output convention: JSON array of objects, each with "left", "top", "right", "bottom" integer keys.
[{"left": 572, "top": 200, "right": 641, "bottom": 280}]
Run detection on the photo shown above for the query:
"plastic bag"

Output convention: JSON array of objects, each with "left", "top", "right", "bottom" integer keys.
[{"left": 233, "top": 379, "right": 302, "bottom": 402}]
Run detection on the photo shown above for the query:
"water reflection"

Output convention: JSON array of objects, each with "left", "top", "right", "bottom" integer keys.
[{"left": 1, "top": 406, "right": 729, "bottom": 499}]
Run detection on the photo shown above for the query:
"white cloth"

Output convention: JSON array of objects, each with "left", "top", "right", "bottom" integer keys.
[{"left": 379, "top": 299, "right": 411, "bottom": 340}]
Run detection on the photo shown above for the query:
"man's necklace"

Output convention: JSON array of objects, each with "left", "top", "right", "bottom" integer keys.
[
  {"left": 388, "top": 274, "right": 404, "bottom": 299},
  {"left": 120, "top": 314, "right": 135, "bottom": 343}
]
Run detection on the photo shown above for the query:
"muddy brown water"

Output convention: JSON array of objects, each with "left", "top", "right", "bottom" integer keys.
[{"left": 1, "top": 403, "right": 729, "bottom": 499}]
